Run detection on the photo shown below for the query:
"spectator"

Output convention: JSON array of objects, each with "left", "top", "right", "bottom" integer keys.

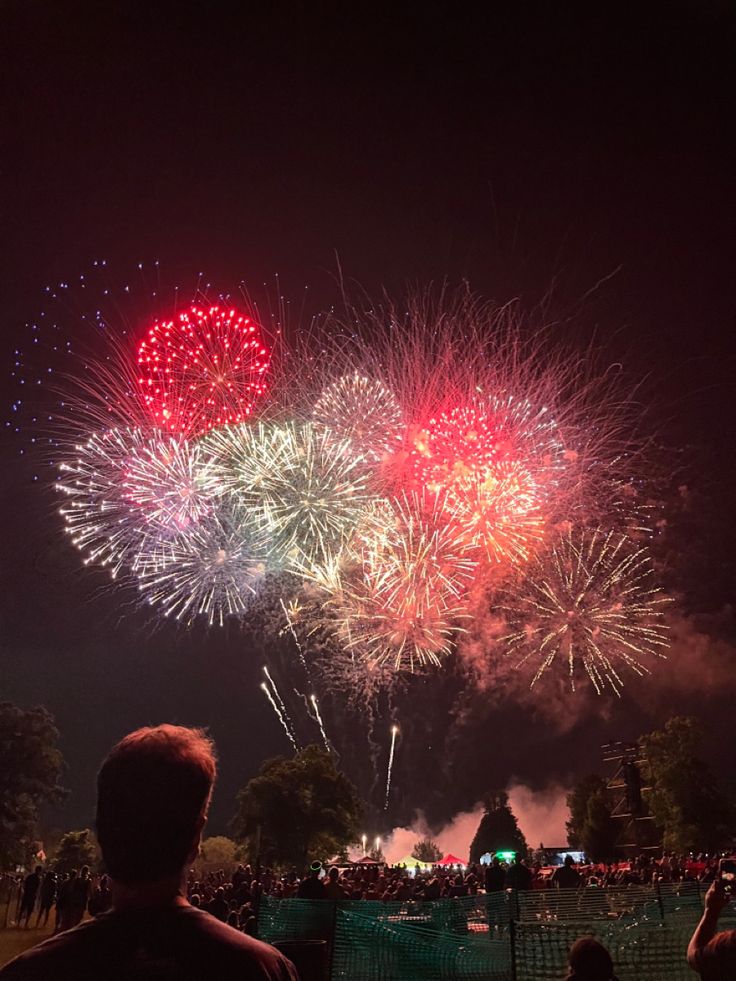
[
  {"left": 565, "top": 937, "right": 619, "bottom": 980},
  {"left": 88, "top": 875, "right": 112, "bottom": 917},
  {"left": 506, "top": 856, "right": 533, "bottom": 891},
  {"left": 0, "top": 724, "right": 297, "bottom": 980},
  {"left": 297, "top": 862, "right": 327, "bottom": 900},
  {"left": 56, "top": 870, "right": 78, "bottom": 933},
  {"left": 552, "top": 855, "right": 582, "bottom": 890},
  {"left": 687, "top": 880, "right": 736, "bottom": 980},
  {"left": 18, "top": 868, "right": 42, "bottom": 928},
  {"left": 485, "top": 857, "right": 506, "bottom": 892},
  {"left": 323, "top": 867, "right": 348, "bottom": 900},
  {"left": 36, "top": 871, "right": 56, "bottom": 928},
  {"left": 68, "top": 865, "right": 91, "bottom": 928},
  {"left": 208, "top": 886, "right": 229, "bottom": 922}
]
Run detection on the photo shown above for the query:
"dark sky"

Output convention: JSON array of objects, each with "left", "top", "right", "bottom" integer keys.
[{"left": 1, "top": 2, "right": 735, "bottom": 837}]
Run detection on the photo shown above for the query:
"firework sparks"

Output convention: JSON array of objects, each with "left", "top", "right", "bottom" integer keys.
[
  {"left": 313, "top": 372, "right": 403, "bottom": 462},
  {"left": 310, "top": 693, "right": 331, "bottom": 752},
  {"left": 124, "top": 434, "right": 219, "bottom": 531},
  {"left": 384, "top": 724, "right": 399, "bottom": 809},
  {"left": 136, "top": 304, "right": 271, "bottom": 436},
  {"left": 330, "top": 492, "right": 476, "bottom": 671},
  {"left": 56, "top": 427, "right": 160, "bottom": 579},
  {"left": 261, "top": 681, "right": 298, "bottom": 751},
  {"left": 136, "top": 505, "right": 267, "bottom": 626},
  {"left": 263, "top": 666, "right": 298, "bottom": 748},
  {"left": 499, "top": 526, "right": 670, "bottom": 695},
  {"left": 205, "top": 421, "right": 374, "bottom": 573}
]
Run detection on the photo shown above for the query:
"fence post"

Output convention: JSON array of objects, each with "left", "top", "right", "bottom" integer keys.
[
  {"left": 654, "top": 879, "right": 665, "bottom": 921},
  {"left": 327, "top": 900, "right": 338, "bottom": 981},
  {"left": 508, "top": 891, "right": 518, "bottom": 981}
]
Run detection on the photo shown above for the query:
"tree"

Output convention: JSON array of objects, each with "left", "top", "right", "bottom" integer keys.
[
  {"left": 567, "top": 775, "right": 606, "bottom": 848},
  {"left": 566, "top": 775, "right": 618, "bottom": 860},
  {"left": 54, "top": 829, "right": 98, "bottom": 873},
  {"left": 0, "top": 703, "right": 66, "bottom": 867},
  {"left": 199, "top": 835, "right": 239, "bottom": 869},
  {"left": 232, "top": 745, "right": 363, "bottom": 868},
  {"left": 469, "top": 792, "right": 527, "bottom": 863},
  {"left": 640, "top": 716, "right": 733, "bottom": 852},
  {"left": 411, "top": 837, "right": 442, "bottom": 863}
]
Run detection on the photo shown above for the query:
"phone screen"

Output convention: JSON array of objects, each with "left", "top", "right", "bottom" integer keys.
[{"left": 719, "top": 859, "right": 736, "bottom": 891}]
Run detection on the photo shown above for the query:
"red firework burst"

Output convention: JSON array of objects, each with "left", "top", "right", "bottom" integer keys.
[{"left": 136, "top": 304, "right": 270, "bottom": 436}]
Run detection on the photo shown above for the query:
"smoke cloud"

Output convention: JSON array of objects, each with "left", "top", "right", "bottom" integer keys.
[{"left": 381, "top": 781, "right": 569, "bottom": 863}]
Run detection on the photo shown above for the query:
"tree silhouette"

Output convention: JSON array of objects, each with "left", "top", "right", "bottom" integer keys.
[
  {"left": 411, "top": 837, "right": 442, "bottom": 863},
  {"left": 232, "top": 744, "right": 363, "bottom": 868},
  {"left": 469, "top": 791, "right": 527, "bottom": 863}
]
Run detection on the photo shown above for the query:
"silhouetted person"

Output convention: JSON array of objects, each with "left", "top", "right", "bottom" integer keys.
[
  {"left": 207, "top": 887, "right": 228, "bottom": 922},
  {"left": 565, "top": 937, "right": 619, "bottom": 980},
  {"left": 36, "top": 871, "right": 56, "bottom": 928},
  {"left": 552, "top": 855, "right": 582, "bottom": 890},
  {"left": 0, "top": 724, "right": 297, "bottom": 980},
  {"left": 297, "top": 863, "right": 328, "bottom": 899},
  {"left": 18, "top": 868, "right": 42, "bottom": 928},
  {"left": 505, "top": 856, "right": 533, "bottom": 891},
  {"left": 88, "top": 875, "right": 112, "bottom": 917},
  {"left": 68, "top": 865, "right": 91, "bottom": 928},
  {"left": 56, "top": 869, "right": 79, "bottom": 933},
  {"left": 688, "top": 880, "right": 736, "bottom": 980},
  {"left": 484, "top": 857, "right": 506, "bottom": 892}
]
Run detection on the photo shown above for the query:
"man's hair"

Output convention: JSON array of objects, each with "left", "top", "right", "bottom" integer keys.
[
  {"left": 701, "top": 930, "right": 736, "bottom": 980},
  {"left": 96, "top": 725, "right": 217, "bottom": 884}
]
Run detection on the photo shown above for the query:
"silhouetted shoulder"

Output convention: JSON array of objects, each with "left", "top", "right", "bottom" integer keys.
[{"left": 0, "top": 906, "right": 298, "bottom": 980}]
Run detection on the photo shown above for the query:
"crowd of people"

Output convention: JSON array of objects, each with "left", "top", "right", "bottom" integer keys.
[
  {"left": 4, "top": 848, "right": 722, "bottom": 933},
  {"left": 0, "top": 723, "right": 733, "bottom": 981}
]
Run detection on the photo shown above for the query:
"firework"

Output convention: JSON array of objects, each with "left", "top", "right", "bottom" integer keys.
[
  {"left": 205, "top": 421, "right": 374, "bottom": 573},
  {"left": 136, "top": 504, "right": 268, "bottom": 626},
  {"left": 261, "top": 681, "right": 298, "bottom": 751},
  {"left": 124, "top": 434, "right": 219, "bottom": 531},
  {"left": 263, "top": 666, "right": 298, "bottom": 749},
  {"left": 56, "top": 427, "right": 160, "bottom": 578},
  {"left": 329, "top": 492, "right": 476, "bottom": 671},
  {"left": 499, "top": 527, "right": 669, "bottom": 694},
  {"left": 136, "top": 304, "right": 271, "bottom": 436},
  {"left": 313, "top": 372, "right": 403, "bottom": 462},
  {"left": 384, "top": 724, "right": 399, "bottom": 809},
  {"left": 310, "top": 694, "right": 331, "bottom": 752}
]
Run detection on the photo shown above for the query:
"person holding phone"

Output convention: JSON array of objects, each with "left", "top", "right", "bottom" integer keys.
[{"left": 687, "top": 879, "right": 736, "bottom": 979}]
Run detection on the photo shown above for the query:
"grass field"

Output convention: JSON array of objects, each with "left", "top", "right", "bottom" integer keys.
[{"left": 0, "top": 923, "right": 53, "bottom": 968}]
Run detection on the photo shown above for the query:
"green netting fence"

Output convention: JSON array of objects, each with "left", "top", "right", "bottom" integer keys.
[{"left": 258, "top": 882, "right": 735, "bottom": 980}]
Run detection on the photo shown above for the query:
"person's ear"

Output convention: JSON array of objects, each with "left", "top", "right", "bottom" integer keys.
[{"left": 185, "top": 809, "right": 208, "bottom": 866}]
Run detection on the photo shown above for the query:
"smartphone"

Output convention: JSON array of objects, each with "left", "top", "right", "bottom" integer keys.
[{"left": 718, "top": 858, "right": 736, "bottom": 892}]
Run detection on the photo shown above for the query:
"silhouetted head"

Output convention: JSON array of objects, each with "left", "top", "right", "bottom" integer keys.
[
  {"left": 96, "top": 724, "right": 216, "bottom": 885},
  {"left": 567, "top": 937, "right": 615, "bottom": 981}
]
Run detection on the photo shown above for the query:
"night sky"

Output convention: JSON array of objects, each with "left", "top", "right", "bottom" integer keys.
[{"left": 1, "top": 2, "right": 735, "bottom": 838}]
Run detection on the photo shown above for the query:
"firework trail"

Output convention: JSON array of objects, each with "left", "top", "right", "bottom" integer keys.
[
  {"left": 260, "top": 681, "right": 298, "bottom": 751},
  {"left": 499, "top": 526, "right": 670, "bottom": 694},
  {"left": 384, "top": 724, "right": 399, "bottom": 809},
  {"left": 310, "top": 693, "right": 331, "bottom": 752},
  {"left": 280, "top": 597, "right": 310, "bottom": 674},
  {"left": 263, "top": 665, "right": 298, "bottom": 747}
]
